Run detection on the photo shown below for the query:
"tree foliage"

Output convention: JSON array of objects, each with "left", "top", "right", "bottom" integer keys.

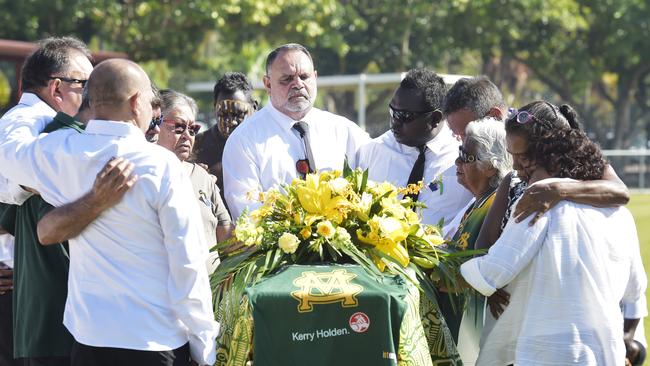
[{"left": 1, "top": 0, "right": 648, "bottom": 147}]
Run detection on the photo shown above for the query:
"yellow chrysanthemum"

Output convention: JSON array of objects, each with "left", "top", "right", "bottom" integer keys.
[
  {"left": 300, "top": 227, "right": 312, "bottom": 239},
  {"left": 316, "top": 220, "right": 335, "bottom": 238}
]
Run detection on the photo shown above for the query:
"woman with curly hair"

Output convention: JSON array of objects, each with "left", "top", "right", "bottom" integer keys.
[{"left": 459, "top": 101, "right": 647, "bottom": 365}]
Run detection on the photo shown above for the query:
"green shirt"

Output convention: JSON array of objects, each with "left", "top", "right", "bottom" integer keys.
[{"left": 1, "top": 112, "right": 84, "bottom": 358}]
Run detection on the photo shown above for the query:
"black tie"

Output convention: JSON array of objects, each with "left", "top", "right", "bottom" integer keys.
[
  {"left": 292, "top": 121, "right": 316, "bottom": 174},
  {"left": 405, "top": 145, "right": 427, "bottom": 203}
]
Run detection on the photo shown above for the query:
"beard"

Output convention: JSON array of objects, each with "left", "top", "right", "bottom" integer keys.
[{"left": 283, "top": 88, "right": 316, "bottom": 112}]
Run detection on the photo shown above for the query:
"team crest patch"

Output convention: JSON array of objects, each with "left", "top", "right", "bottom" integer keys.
[
  {"left": 291, "top": 269, "right": 364, "bottom": 313},
  {"left": 349, "top": 312, "right": 370, "bottom": 333},
  {"left": 428, "top": 174, "right": 444, "bottom": 194}
]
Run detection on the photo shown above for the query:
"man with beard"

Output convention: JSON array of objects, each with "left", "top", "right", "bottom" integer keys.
[{"left": 222, "top": 43, "right": 370, "bottom": 218}]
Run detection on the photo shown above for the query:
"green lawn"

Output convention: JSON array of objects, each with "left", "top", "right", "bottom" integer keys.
[{"left": 627, "top": 194, "right": 650, "bottom": 356}]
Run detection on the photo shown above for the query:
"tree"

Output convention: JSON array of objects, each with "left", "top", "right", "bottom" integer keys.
[{"left": 445, "top": 0, "right": 650, "bottom": 148}]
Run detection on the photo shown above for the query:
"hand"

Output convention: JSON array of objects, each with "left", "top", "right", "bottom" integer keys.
[
  {"left": 197, "top": 162, "right": 209, "bottom": 171},
  {"left": 0, "top": 268, "right": 13, "bottom": 294},
  {"left": 513, "top": 182, "right": 561, "bottom": 225},
  {"left": 625, "top": 337, "right": 641, "bottom": 365},
  {"left": 89, "top": 157, "right": 138, "bottom": 211},
  {"left": 487, "top": 288, "right": 510, "bottom": 319}
]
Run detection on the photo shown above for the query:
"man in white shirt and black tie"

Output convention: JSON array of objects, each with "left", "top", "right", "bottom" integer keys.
[
  {"left": 357, "top": 68, "right": 473, "bottom": 234},
  {"left": 0, "top": 59, "right": 218, "bottom": 366},
  {"left": 222, "top": 43, "right": 371, "bottom": 219}
]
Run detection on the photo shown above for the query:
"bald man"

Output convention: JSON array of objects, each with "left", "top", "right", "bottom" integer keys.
[{"left": 0, "top": 59, "right": 218, "bottom": 366}]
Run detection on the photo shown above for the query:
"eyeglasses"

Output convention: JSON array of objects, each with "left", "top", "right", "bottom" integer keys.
[
  {"left": 389, "top": 105, "right": 436, "bottom": 123},
  {"left": 458, "top": 146, "right": 478, "bottom": 163},
  {"left": 167, "top": 121, "right": 201, "bottom": 136},
  {"left": 148, "top": 114, "right": 164, "bottom": 131},
  {"left": 507, "top": 108, "right": 541, "bottom": 125},
  {"left": 48, "top": 76, "right": 88, "bottom": 87}
]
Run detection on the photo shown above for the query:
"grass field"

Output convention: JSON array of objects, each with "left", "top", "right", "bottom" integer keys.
[{"left": 627, "top": 194, "right": 650, "bottom": 355}]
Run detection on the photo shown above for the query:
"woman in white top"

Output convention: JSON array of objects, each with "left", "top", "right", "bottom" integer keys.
[{"left": 461, "top": 101, "right": 647, "bottom": 365}]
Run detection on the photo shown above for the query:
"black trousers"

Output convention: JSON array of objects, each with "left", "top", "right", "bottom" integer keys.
[
  {"left": 70, "top": 341, "right": 190, "bottom": 366},
  {"left": 0, "top": 291, "right": 17, "bottom": 366},
  {"left": 16, "top": 357, "right": 69, "bottom": 366}
]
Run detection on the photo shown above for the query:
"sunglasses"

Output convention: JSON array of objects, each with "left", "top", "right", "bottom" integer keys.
[
  {"left": 507, "top": 108, "right": 541, "bottom": 125},
  {"left": 148, "top": 114, "right": 164, "bottom": 131},
  {"left": 458, "top": 146, "right": 478, "bottom": 163},
  {"left": 48, "top": 76, "right": 88, "bottom": 87},
  {"left": 508, "top": 102, "right": 560, "bottom": 125},
  {"left": 167, "top": 121, "right": 201, "bottom": 136},
  {"left": 389, "top": 105, "right": 436, "bottom": 123}
]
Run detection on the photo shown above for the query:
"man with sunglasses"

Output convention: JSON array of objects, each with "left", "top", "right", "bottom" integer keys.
[
  {"left": 357, "top": 69, "right": 473, "bottom": 233},
  {"left": 0, "top": 37, "right": 92, "bottom": 206},
  {"left": 222, "top": 44, "right": 370, "bottom": 219},
  {"left": 192, "top": 72, "right": 258, "bottom": 203}
]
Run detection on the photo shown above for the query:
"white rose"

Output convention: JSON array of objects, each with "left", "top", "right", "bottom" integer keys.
[
  {"left": 278, "top": 232, "right": 300, "bottom": 254},
  {"left": 329, "top": 177, "right": 350, "bottom": 194}
]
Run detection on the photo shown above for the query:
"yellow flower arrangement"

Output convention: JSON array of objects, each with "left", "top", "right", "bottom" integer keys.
[{"left": 216, "top": 166, "right": 478, "bottom": 290}]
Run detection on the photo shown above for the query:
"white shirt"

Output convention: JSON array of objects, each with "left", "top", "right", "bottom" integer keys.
[
  {"left": 223, "top": 102, "right": 370, "bottom": 219},
  {"left": 460, "top": 178, "right": 647, "bottom": 365},
  {"left": 0, "top": 233, "right": 13, "bottom": 269},
  {"left": 0, "top": 119, "right": 218, "bottom": 365},
  {"left": 0, "top": 93, "right": 55, "bottom": 205},
  {"left": 622, "top": 298, "right": 648, "bottom": 347},
  {"left": 356, "top": 126, "right": 473, "bottom": 231}
]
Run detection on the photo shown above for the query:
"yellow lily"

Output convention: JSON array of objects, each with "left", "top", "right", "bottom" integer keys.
[
  {"left": 356, "top": 216, "right": 410, "bottom": 267},
  {"left": 296, "top": 174, "right": 351, "bottom": 224}
]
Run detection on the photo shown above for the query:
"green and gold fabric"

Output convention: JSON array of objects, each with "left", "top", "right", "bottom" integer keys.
[
  {"left": 424, "top": 189, "right": 497, "bottom": 365},
  {"left": 217, "top": 264, "right": 443, "bottom": 366}
]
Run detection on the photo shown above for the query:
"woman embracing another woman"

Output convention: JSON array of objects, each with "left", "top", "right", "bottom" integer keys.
[{"left": 460, "top": 101, "right": 647, "bottom": 365}]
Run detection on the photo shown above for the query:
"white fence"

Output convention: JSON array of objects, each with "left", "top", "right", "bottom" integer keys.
[
  {"left": 603, "top": 150, "right": 650, "bottom": 189},
  {"left": 187, "top": 72, "right": 469, "bottom": 131}
]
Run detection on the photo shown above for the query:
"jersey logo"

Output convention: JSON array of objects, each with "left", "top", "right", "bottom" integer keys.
[
  {"left": 349, "top": 312, "right": 370, "bottom": 333},
  {"left": 291, "top": 269, "right": 363, "bottom": 313}
]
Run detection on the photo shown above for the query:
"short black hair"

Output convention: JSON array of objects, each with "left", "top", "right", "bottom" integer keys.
[
  {"left": 21, "top": 36, "right": 92, "bottom": 91},
  {"left": 213, "top": 72, "right": 256, "bottom": 105},
  {"left": 265, "top": 43, "right": 313, "bottom": 75},
  {"left": 399, "top": 68, "right": 447, "bottom": 111},
  {"left": 443, "top": 76, "right": 506, "bottom": 117}
]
